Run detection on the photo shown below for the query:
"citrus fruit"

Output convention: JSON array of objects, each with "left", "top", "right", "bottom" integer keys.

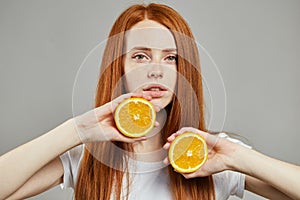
[
  {"left": 114, "top": 97, "right": 156, "bottom": 138},
  {"left": 169, "top": 132, "right": 208, "bottom": 173}
]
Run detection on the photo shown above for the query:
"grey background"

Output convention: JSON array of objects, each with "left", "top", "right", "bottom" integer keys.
[{"left": 0, "top": 0, "right": 299, "bottom": 199}]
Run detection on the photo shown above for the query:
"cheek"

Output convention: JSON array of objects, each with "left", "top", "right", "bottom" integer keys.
[
  {"left": 165, "top": 66, "right": 177, "bottom": 90},
  {"left": 123, "top": 74, "right": 134, "bottom": 92},
  {"left": 123, "top": 69, "right": 146, "bottom": 92},
  {"left": 123, "top": 58, "right": 137, "bottom": 92}
]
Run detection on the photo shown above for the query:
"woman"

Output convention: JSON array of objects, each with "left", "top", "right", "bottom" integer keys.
[
  {"left": 0, "top": 3, "right": 298, "bottom": 200},
  {"left": 74, "top": 3, "right": 216, "bottom": 199}
]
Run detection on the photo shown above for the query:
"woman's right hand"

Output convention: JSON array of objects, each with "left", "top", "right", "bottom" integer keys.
[{"left": 74, "top": 93, "right": 155, "bottom": 144}]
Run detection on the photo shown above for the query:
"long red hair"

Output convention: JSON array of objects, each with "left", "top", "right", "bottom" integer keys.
[{"left": 75, "top": 3, "right": 215, "bottom": 200}]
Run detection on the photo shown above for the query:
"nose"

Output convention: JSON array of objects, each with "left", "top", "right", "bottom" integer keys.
[
  {"left": 147, "top": 64, "right": 163, "bottom": 79},
  {"left": 147, "top": 70, "right": 163, "bottom": 79}
]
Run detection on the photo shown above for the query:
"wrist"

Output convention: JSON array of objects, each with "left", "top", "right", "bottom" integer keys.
[
  {"left": 228, "top": 146, "right": 256, "bottom": 175},
  {"left": 62, "top": 118, "right": 83, "bottom": 147},
  {"left": 224, "top": 141, "right": 250, "bottom": 172}
]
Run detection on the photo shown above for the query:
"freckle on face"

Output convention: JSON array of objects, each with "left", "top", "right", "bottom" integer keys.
[
  {"left": 122, "top": 20, "right": 178, "bottom": 109},
  {"left": 124, "top": 20, "right": 177, "bottom": 108}
]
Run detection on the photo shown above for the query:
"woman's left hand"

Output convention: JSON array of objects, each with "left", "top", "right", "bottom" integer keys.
[{"left": 163, "top": 127, "right": 241, "bottom": 179}]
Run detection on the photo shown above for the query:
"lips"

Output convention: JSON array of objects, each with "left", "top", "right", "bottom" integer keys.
[{"left": 142, "top": 84, "right": 167, "bottom": 98}]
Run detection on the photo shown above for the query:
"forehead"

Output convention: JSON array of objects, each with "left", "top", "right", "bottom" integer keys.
[{"left": 124, "top": 20, "right": 176, "bottom": 52}]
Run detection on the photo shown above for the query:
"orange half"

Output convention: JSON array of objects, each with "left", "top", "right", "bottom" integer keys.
[
  {"left": 169, "top": 132, "right": 208, "bottom": 173},
  {"left": 114, "top": 97, "right": 156, "bottom": 138}
]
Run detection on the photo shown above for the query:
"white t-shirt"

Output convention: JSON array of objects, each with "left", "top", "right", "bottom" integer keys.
[{"left": 59, "top": 133, "right": 248, "bottom": 200}]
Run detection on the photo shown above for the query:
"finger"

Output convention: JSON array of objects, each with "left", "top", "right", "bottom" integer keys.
[
  {"left": 153, "top": 105, "right": 161, "bottom": 112},
  {"left": 154, "top": 121, "right": 160, "bottom": 127},
  {"left": 113, "top": 127, "right": 147, "bottom": 142},
  {"left": 163, "top": 157, "right": 170, "bottom": 165},
  {"left": 131, "top": 93, "right": 152, "bottom": 101},
  {"left": 108, "top": 93, "right": 135, "bottom": 112},
  {"left": 181, "top": 171, "right": 197, "bottom": 179},
  {"left": 177, "top": 127, "right": 209, "bottom": 138},
  {"left": 176, "top": 127, "right": 199, "bottom": 134},
  {"left": 167, "top": 135, "right": 175, "bottom": 142},
  {"left": 141, "top": 94, "right": 152, "bottom": 101},
  {"left": 130, "top": 93, "right": 143, "bottom": 98},
  {"left": 167, "top": 132, "right": 179, "bottom": 142},
  {"left": 205, "top": 133, "right": 219, "bottom": 147},
  {"left": 114, "top": 93, "right": 136, "bottom": 104},
  {"left": 176, "top": 127, "right": 218, "bottom": 147},
  {"left": 114, "top": 92, "right": 147, "bottom": 104},
  {"left": 109, "top": 93, "right": 150, "bottom": 114},
  {"left": 121, "top": 135, "right": 147, "bottom": 143},
  {"left": 94, "top": 93, "right": 147, "bottom": 116},
  {"left": 163, "top": 142, "right": 170, "bottom": 150},
  {"left": 93, "top": 101, "right": 115, "bottom": 118},
  {"left": 133, "top": 136, "right": 148, "bottom": 141}
]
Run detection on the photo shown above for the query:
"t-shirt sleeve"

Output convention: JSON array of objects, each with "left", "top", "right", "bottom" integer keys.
[
  {"left": 218, "top": 132, "right": 252, "bottom": 149},
  {"left": 213, "top": 170, "right": 245, "bottom": 199},
  {"left": 59, "top": 145, "right": 84, "bottom": 190},
  {"left": 228, "top": 170, "right": 245, "bottom": 198},
  {"left": 215, "top": 133, "right": 252, "bottom": 198}
]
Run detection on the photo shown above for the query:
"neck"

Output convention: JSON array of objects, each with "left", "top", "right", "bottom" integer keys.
[
  {"left": 133, "top": 130, "right": 162, "bottom": 153},
  {"left": 132, "top": 110, "right": 167, "bottom": 162}
]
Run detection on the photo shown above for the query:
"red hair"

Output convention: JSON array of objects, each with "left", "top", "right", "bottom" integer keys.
[{"left": 75, "top": 3, "right": 215, "bottom": 200}]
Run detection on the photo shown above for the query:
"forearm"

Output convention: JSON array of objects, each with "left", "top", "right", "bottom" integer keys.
[
  {"left": 0, "top": 118, "right": 81, "bottom": 199},
  {"left": 245, "top": 175, "right": 293, "bottom": 200},
  {"left": 229, "top": 145, "right": 300, "bottom": 199},
  {"left": 6, "top": 157, "right": 63, "bottom": 200}
]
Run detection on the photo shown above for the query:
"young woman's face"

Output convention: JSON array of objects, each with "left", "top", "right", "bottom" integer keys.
[{"left": 123, "top": 20, "right": 177, "bottom": 109}]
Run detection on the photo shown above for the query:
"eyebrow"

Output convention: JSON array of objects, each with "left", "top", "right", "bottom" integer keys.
[
  {"left": 130, "top": 47, "right": 151, "bottom": 52},
  {"left": 162, "top": 48, "right": 177, "bottom": 53},
  {"left": 129, "top": 46, "right": 177, "bottom": 53}
]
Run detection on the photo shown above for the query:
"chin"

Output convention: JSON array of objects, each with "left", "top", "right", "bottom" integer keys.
[{"left": 151, "top": 97, "right": 172, "bottom": 109}]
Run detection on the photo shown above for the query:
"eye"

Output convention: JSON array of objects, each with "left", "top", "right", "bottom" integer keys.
[
  {"left": 165, "top": 55, "right": 177, "bottom": 63},
  {"left": 132, "top": 53, "right": 150, "bottom": 63}
]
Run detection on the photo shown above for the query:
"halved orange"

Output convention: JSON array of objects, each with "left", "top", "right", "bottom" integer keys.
[
  {"left": 169, "top": 132, "right": 208, "bottom": 173},
  {"left": 114, "top": 97, "right": 156, "bottom": 138}
]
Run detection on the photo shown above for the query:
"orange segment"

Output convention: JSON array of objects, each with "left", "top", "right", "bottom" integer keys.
[
  {"left": 169, "top": 132, "right": 208, "bottom": 173},
  {"left": 114, "top": 97, "right": 156, "bottom": 137}
]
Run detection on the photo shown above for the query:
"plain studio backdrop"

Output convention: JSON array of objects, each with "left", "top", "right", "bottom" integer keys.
[{"left": 0, "top": 0, "right": 299, "bottom": 199}]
